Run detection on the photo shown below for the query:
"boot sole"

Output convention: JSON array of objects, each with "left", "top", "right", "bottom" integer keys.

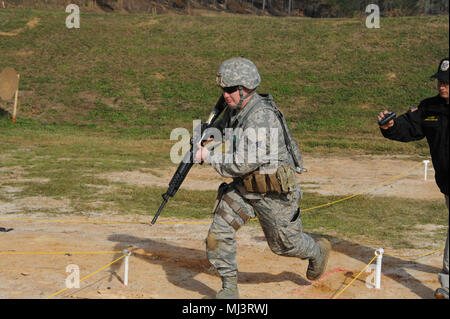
[
  {"left": 307, "top": 239, "right": 332, "bottom": 281},
  {"left": 435, "top": 292, "right": 449, "bottom": 299}
]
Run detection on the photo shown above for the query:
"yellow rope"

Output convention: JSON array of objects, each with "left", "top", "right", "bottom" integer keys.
[
  {"left": 0, "top": 217, "right": 211, "bottom": 225},
  {"left": 249, "top": 162, "right": 425, "bottom": 221},
  {"left": 0, "top": 162, "right": 425, "bottom": 225},
  {"left": 0, "top": 217, "right": 145, "bottom": 225},
  {"left": 332, "top": 255, "right": 377, "bottom": 299},
  {"left": 302, "top": 161, "right": 423, "bottom": 213},
  {"left": 0, "top": 251, "right": 122, "bottom": 255},
  {"left": 0, "top": 160, "right": 438, "bottom": 299},
  {"left": 154, "top": 221, "right": 210, "bottom": 224},
  {"left": 331, "top": 245, "right": 444, "bottom": 299},
  {"left": 44, "top": 254, "right": 126, "bottom": 299},
  {"left": 384, "top": 247, "right": 444, "bottom": 259}
]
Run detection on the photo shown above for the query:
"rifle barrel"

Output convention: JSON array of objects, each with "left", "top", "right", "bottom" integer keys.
[{"left": 151, "top": 196, "right": 168, "bottom": 225}]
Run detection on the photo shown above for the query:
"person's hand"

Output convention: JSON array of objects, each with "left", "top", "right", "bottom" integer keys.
[
  {"left": 378, "top": 110, "right": 394, "bottom": 130},
  {"left": 194, "top": 143, "right": 210, "bottom": 163}
]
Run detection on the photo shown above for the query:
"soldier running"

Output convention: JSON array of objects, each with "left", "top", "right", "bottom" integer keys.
[{"left": 195, "top": 57, "right": 331, "bottom": 299}]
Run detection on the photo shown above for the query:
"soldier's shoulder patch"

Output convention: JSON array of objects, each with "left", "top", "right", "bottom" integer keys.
[{"left": 410, "top": 106, "right": 418, "bottom": 112}]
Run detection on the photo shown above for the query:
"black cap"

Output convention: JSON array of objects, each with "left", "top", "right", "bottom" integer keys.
[{"left": 431, "top": 58, "right": 449, "bottom": 81}]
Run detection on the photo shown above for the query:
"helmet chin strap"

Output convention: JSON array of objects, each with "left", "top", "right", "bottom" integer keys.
[{"left": 235, "top": 86, "right": 256, "bottom": 109}]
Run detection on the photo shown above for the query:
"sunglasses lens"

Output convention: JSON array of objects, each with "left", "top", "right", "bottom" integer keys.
[{"left": 223, "top": 86, "right": 238, "bottom": 94}]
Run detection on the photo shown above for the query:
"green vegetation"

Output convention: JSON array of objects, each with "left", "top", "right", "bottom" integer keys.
[
  {"left": 0, "top": 10, "right": 448, "bottom": 249},
  {"left": 1, "top": 9, "right": 448, "bottom": 153},
  {"left": 0, "top": 132, "right": 447, "bottom": 249},
  {"left": 299, "top": 192, "right": 447, "bottom": 249}
]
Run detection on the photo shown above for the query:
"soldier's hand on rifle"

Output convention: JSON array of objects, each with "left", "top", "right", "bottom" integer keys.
[
  {"left": 378, "top": 110, "right": 395, "bottom": 129},
  {"left": 194, "top": 143, "right": 210, "bottom": 163}
]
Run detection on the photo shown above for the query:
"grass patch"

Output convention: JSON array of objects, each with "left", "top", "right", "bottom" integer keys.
[
  {"left": 299, "top": 192, "right": 447, "bottom": 249},
  {"left": 1, "top": 9, "right": 448, "bottom": 154}
]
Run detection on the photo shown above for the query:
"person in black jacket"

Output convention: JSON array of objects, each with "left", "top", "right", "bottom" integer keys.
[{"left": 378, "top": 57, "right": 449, "bottom": 299}]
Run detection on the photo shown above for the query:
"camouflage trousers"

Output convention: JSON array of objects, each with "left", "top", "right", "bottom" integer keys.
[{"left": 206, "top": 181, "right": 320, "bottom": 278}]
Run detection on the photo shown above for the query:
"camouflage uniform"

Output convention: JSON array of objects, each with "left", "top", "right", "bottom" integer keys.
[
  {"left": 204, "top": 58, "right": 324, "bottom": 291},
  {"left": 206, "top": 93, "right": 321, "bottom": 280}
]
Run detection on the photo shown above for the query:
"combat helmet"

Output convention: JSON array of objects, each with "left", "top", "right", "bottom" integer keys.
[
  {"left": 216, "top": 57, "right": 261, "bottom": 89},
  {"left": 216, "top": 58, "right": 260, "bottom": 108}
]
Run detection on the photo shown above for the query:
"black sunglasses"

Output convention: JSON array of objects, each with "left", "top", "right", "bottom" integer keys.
[{"left": 222, "top": 86, "right": 239, "bottom": 94}]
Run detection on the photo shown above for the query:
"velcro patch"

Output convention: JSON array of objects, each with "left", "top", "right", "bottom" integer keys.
[{"left": 424, "top": 116, "right": 438, "bottom": 121}]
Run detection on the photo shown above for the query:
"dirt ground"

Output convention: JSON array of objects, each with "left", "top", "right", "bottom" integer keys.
[
  {"left": 98, "top": 154, "right": 443, "bottom": 200},
  {"left": 0, "top": 155, "right": 447, "bottom": 299}
]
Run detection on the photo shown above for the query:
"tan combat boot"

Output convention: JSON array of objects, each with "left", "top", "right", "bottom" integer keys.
[
  {"left": 434, "top": 287, "right": 449, "bottom": 299},
  {"left": 215, "top": 276, "right": 239, "bottom": 299},
  {"left": 306, "top": 238, "right": 331, "bottom": 281}
]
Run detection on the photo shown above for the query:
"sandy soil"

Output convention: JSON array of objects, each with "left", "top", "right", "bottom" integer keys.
[
  {"left": 98, "top": 155, "right": 442, "bottom": 200},
  {"left": 0, "top": 155, "right": 447, "bottom": 299}
]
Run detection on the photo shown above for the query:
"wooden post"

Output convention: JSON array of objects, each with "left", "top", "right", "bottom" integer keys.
[{"left": 12, "top": 74, "right": 19, "bottom": 123}]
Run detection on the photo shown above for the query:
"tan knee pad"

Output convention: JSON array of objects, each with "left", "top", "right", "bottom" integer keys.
[{"left": 206, "top": 232, "right": 219, "bottom": 251}]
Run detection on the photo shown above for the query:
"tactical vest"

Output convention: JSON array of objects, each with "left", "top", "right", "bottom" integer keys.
[{"left": 233, "top": 93, "right": 304, "bottom": 174}]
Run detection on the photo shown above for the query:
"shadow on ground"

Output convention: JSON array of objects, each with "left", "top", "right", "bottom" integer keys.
[
  {"left": 106, "top": 231, "right": 443, "bottom": 299},
  {"left": 310, "top": 232, "right": 442, "bottom": 299},
  {"left": 107, "top": 234, "right": 311, "bottom": 298}
]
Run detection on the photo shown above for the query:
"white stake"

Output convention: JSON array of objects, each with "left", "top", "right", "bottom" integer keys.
[
  {"left": 423, "top": 160, "right": 430, "bottom": 181},
  {"left": 123, "top": 249, "right": 131, "bottom": 286},
  {"left": 374, "top": 248, "right": 384, "bottom": 289}
]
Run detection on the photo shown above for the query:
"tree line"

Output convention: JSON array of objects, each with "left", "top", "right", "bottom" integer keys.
[{"left": 6, "top": 0, "right": 449, "bottom": 16}]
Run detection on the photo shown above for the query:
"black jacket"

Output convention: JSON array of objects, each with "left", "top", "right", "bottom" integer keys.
[{"left": 381, "top": 95, "right": 449, "bottom": 195}]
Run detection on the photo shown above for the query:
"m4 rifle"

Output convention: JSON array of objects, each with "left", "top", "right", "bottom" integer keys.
[{"left": 151, "top": 96, "right": 227, "bottom": 225}]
